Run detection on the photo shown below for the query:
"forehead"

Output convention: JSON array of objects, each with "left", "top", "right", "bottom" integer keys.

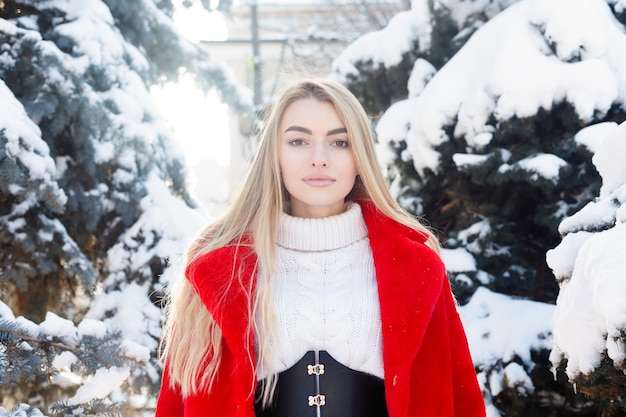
[{"left": 279, "top": 98, "right": 344, "bottom": 127}]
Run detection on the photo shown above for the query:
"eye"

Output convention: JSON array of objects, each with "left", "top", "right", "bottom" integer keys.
[
  {"left": 288, "top": 138, "right": 306, "bottom": 146},
  {"left": 333, "top": 139, "right": 350, "bottom": 148}
]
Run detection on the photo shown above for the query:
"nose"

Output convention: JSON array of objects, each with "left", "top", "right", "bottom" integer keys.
[{"left": 311, "top": 144, "right": 328, "bottom": 167}]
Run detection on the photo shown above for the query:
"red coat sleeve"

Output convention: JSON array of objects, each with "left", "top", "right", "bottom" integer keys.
[
  {"left": 404, "top": 277, "right": 485, "bottom": 417},
  {"left": 444, "top": 280, "right": 486, "bottom": 417},
  {"left": 409, "top": 276, "right": 485, "bottom": 416},
  {"left": 153, "top": 246, "right": 258, "bottom": 417},
  {"left": 155, "top": 364, "right": 184, "bottom": 417}
]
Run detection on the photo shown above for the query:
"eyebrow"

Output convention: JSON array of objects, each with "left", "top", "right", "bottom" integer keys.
[{"left": 284, "top": 126, "right": 348, "bottom": 136}]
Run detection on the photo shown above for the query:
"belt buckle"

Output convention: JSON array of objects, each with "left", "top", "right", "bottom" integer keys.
[
  {"left": 308, "top": 394, "right": 326, "bottom": 407},
  {"left": 307, "top": 363, "right": 325, "bottom": 375}
]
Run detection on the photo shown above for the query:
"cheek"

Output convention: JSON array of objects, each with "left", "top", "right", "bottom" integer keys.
[
  {"left": 278, "top": 152, "right": 296, "bottom": 189},
  {"left": 281, "top": 171, "right": 299, "bottom": 199},
  {"left": 278, "top": 151, "right": 294, "bottom": 177},
  {"left": 279, "top": 145, "right": 310, "bottom": 177},
  {"left": 345, "top": 154, "right": 359, "bottom": 177}
]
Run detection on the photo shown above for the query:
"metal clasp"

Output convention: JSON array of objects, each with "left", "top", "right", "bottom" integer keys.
[
  {"left": 307, "top": 363, "right": 325, "bottom": 375},
  {"left": 308, "top": 394, "right": 326, "bottom": 406}
]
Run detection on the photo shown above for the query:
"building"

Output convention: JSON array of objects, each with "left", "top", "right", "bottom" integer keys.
[{"left": 203, "top": 0, "right": 408, "bottom": 99}]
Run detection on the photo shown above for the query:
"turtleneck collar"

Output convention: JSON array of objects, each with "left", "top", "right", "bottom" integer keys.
[{"left": 277, "top": 203, "right": 368, "bottom": 252}]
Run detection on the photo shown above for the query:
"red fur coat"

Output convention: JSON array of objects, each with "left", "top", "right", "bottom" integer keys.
[{"left": 155, "top": 201, "right": 486, "bottom": 417}]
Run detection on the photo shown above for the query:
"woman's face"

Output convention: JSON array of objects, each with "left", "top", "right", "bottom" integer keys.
[{"left": 278, "top": 98, "right": 358, "bottom": 218}]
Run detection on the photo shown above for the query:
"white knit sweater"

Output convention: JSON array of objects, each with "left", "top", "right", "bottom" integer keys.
[{"left": 256, "top": 203, "right": 384, "bottom": 380}]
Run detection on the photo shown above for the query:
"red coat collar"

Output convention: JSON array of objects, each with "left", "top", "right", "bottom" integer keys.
[{"left": 359, "top": 201, "right": 446, "bottom": 416}]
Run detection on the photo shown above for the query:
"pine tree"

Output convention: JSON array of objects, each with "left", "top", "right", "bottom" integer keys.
[
  {"left": 334, "top": 0, "right": 516, "bottom": 117},
  {"left": 0, "top": 0, "right": 251, "bottom": 414},
  {"left": 333, "top": 0, "right": 626, "bottom": 415}
]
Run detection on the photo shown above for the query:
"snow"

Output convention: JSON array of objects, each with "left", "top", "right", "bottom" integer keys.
[
  {"left": 557, "top": 192, "right": 620, "bottom": 234},
  {"left": 407, "top": 58, "right": 436, "bottom": 98},
  {"left": 457, "top": 219, "right": 492, "bottom": 253},
  {"left": 0, "top": 404, "right": 46, "bottom": 417},
  {"left": 482, "top": 361, "right": 535, "bottom": 399},
  {"left": 39, "top": 312, "right": 78, "bottom": 345},
  {"left": 574, "top": 121, "right": 618, "bottom": 153},
  {"left": 333, "top": 0, "right": 519, "bottom": 82},
  {"left": 77, "top": 319, "right": 108, "bottom": 339},
  {"left": 0, "top": 301, "right": 15, "bottom": 320},
  {"left": 139, "top": 172, "right": 207, "bottom": 242},
  {"left": 93, "top": 141, "right": 115, "bottom": 163},
  {"left": 103, "top": 172, "right": 205, "bottom": 278},
  {"left": 593, "top": 120, "right": 626, "bottom": 197},
  {"left": 453, "top": 153, "right": 490, "bottom": 167},
  {"left": 37, "top": 229, "right": 54, "bottom": 242},
  {"left": 120, "top": 339, "right": 151, "bottom": 363},
  {"left": 332, "top": 9, "right": 431, "bottom": 76},
  {"left": 545, "top": 231, "right": 593, "bottom": 281},
  {"left": 53, "top": 0, "right": 122, "bottom": 68},
  {"left": 550, "top": 222, "right": 626, "bottom": 377},
  {"left": 6, "top": 218, "right": 26, "bottom": 234},
  {"left": 84, "top": 171, "right": 205, "bottom": 351},
  {"left": 448, "top": 0, "right": 520, "bottom": 24},
  {"left": 375, "top": 98, "right": 416, "bottom": 151},
  {"left": 87, "top": 283, "right": 162, "bottom": 351},
  {"left": 460, "top": 287, "right": 554, "bottom": 365},
  {"left": 67, "top": 366, "right": 130, "bottom": 405},
  {"left": 549, "top": 120, "right": 626, "bottom": 378},
  {"left": 0, "top": 302, "right": 142, "bottom": 400},
  {"left": 81, "top": 171, "right": 207, "bottom": 350},
  {"left": 459, "top": 287, "right": 554, "bottom": 393},
  {"left": 0, "top": 80, "right": 59, "bottom": 183},
  {"left": 500, "top": 362, "right": 534, "bottom": 395},
  {"left": 441, "top": 247, "right": 477, "bottom": 272},
  {"left": 52, "top": 351, "right": 79, "bottom": 370},
  {"left": 14, "top": 316, "right": 39, "bottom": 338},
  {"left": 500, "top": 153, "right": 567, "bottom": 182}
]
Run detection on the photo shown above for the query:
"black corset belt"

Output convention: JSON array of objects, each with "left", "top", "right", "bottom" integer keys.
[{"left": 255, "top": 350, "right": 388, "bottom": 417}]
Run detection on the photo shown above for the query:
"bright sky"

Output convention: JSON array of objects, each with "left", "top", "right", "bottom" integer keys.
[
  {"left": 173, "top": 2, "right": 228, "bottom": 43},
  {"left": 151, "top": 77, "right": 230, "bottom": 168},
  {"left": 152, "top": 4, "right": 231, "bottom": 168}
]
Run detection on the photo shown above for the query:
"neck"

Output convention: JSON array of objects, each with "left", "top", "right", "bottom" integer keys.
[
  {"left": 288, "top": 200, "right": 348, "bottom": 218},
  {"left": 277, "top": 203, "right": 368, "bottom": 252}
]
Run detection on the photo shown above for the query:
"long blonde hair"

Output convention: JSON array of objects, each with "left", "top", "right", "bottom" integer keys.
[{"left": 160, "top": 78, "right": 441, "bottom": 401}]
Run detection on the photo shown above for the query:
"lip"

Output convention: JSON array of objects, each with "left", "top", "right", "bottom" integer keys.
[{"left": 302, "top": 175, "right": 335, "bottom": 187}]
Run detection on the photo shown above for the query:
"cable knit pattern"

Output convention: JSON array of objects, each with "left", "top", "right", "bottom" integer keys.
[{"left": 257, "top": 203, "right": 384, "bottom": 380}]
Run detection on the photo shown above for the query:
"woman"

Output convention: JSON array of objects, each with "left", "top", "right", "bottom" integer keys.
[{"left": 156, "top": 78, "right": 485, "bottom": 417}]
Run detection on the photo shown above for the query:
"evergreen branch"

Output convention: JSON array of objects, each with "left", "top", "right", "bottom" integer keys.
[
  {"left": 0, "top": 326, "right": 145, "bottom": 365},
  {"left": 0, "top": 404, "right": 46, "bottom": 417},
  {"left": 49, "top": 399, "right": 121, "bottom": 417},
  {"left": 48, "top": 399, "right": 158, "bottom": 417}
]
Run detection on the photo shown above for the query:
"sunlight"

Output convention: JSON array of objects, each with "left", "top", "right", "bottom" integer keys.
[
  {"left": 151, "top": 74, "right": 230, "bottom": 167},
  {"left": 173, "top": 3, "right": 228, "bottom": 42},
  {"left": 151, "top": 2, "right": 232, "bottom": 168},
  {"left": 150, "top": 4, "right": 235, "bottom": 212}
]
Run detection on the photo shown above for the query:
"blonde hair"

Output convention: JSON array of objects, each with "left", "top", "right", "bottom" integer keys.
[{"left": 160, "top": 78, "right": 441, "bottom": 403}]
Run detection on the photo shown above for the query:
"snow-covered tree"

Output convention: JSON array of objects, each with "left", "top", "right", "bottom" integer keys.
[
  {"left": 332, "top": 0, "right": 521, "bottom": 115},
  {"left": 548, "top": 120, "right": 626, "bottom": 417},
  {"left": 332, "top": 0, "right": 626, "bottom": 415},
  {"left": 0, "top": 0, "right": 251, "bottom": 415}
]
